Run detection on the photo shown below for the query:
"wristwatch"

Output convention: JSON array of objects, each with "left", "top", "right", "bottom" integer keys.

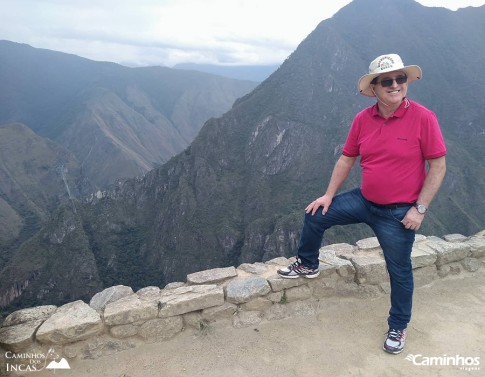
[{"left": 414, "top": 203, "right": 427, "bottom": 214}]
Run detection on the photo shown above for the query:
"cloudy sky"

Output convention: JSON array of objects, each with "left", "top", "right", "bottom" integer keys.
[{"left": 1, "top": 0, "right": 484, "bottom": 67}]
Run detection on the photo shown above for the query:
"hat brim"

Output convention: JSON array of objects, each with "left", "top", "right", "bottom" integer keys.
[{"left": 358, "top": 65, "right": 422, "bottom": 97}]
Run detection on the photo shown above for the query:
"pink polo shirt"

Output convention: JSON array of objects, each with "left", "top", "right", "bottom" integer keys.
[{"left": 342, "top": 99, "right": 446, "bottom": 204}]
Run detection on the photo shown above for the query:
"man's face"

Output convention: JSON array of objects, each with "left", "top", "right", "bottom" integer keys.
[{"left": 372, "top": 70, "right": 408, "bottom": 106}]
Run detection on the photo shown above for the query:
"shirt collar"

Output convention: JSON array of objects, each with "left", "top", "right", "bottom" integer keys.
[{"left": 371, "top": 98, "right": 410, "bottom": 118}]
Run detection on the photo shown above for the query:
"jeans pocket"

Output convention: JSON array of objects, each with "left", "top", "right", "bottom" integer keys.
[{"left": 389, "top": 206, "right": 411, "bottom": 223}]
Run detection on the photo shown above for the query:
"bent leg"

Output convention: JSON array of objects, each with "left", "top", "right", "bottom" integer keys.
[{"left": 298, "top": 188, "right": 369, "bottom": 269}]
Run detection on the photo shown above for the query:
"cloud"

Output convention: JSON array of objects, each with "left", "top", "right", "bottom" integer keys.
[{"left": 1, "top": 0, "right": 484, "bottom": 66}]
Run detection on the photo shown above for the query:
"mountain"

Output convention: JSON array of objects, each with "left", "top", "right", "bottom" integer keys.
[
  {"left": 0, "top": 41, "right": 258, "bottom": 188},
  {"left": 0, "top": 123, "right": 88, "bottom": 267},
  {"left": 173, "top": 63, "right": 279, "bottom": 82},
  {"left": 2, "top": 0, "right": 484, "bottom": 313}
]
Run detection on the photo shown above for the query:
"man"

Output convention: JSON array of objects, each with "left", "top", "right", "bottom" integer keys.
[{"left": 277, "top": 54, "right": 447, "bottom": 354}]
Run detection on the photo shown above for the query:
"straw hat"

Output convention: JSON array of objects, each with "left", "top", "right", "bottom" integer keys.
[{"left": 358, "top": 54, "right": 422, "bottom": 97}]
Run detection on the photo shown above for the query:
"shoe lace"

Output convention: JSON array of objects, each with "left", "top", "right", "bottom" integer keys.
[
  {"left": 387, "top": 329, "right": 404, "bottom": 341},
  {"left": 289, "top": 258, "right": 303, "bottom": 270}
]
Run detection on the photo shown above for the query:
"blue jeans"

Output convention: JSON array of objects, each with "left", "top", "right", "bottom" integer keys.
[{"left": 298, "top": 188, "right": 415, "bottom": 330}]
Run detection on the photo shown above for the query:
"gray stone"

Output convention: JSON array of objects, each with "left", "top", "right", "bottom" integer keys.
[
  {"left": 443, "top": 233, "right": 468, "bottom": 242},
  {"left": 225, "top": 277, "right": 271, "bottom": 304},
  {"left": 284, "top": 285, "right": 312, "bottom": 303},
  {"left": 110, "top": 324, "right": 139, "bottom": 338},
  {"left": 320, "top": 243, "right": 355, "bottom": 259},
  {"left": 232, "top": 311, "right": 263, "bottom": 328},
  {"left": 187, "top": 266, "right": 237, "bottom": 285},
  {"left": 264, "top": 303, "right": 290, "bottom": 321},
  {"left": 104, "top": 295, "right": 158, "bottom": 326},
  {"left": 266, "top": 291, "right": 286, "bottom": 303},
  {"left": 241, "top": 297, "right": 273, "bottom": 311},
  {"left": 36, "top": 301, "right": 103, "bottom": 344},
  {"left": 349, "top": 253, "right": 388, "bottom": 285},
  {"left": 426, "top": 240, "right": 471, "bottom": 266},
  {"left": 2, "top": 305, "right": 57, "bottom": 327},
  {"left": 138, "top": 317, "right": 183, "bottom": 341},
  {"left": 465, "top": 236, "right": 485, "bottom": 258},
  {"left": 0, "top": 320, "right": 43, "bottom": 352},
  {"left": 136, "top": 286, "right": 161, "bottom": 300},
  {"left": 319, "top": 250, "right": 355, "bottom": 277},
  {"left": 202, "top": 303, "right": 238, "bottom": 322},
  {"left": 411, "top": 244, "right": 438, "bottom": 268},
  {"left": 159, "top": 285, "right": 224, "bottom": 317},
  {"left": 183, "top": 311, "right": 203, "bottom": 328},
  {"left": 414, "top": 234, "right": 428, "bottom": 244},
  {"left": 356, "top": 237, "right": 381, "bottom": 251},
  {"left": 267, "top": 274, "right": 305, "bottom": 292},
  {"left": 89, "top": 285, "right": 134, "bottom": 312},
  {"left": 237, "top": 263, "right": 268, "bottom": 275},
  {"left": 318, "top": 263, "right": 338, "bottom": 277},
  {"left": 461, "top": 257, "right": 481, "bottom": 272},
  {"left": 164, "top": 282, "right": 186, "bottom": 290}
]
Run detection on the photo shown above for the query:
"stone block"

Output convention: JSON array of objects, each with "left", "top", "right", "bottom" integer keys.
[
  {"left": 104, "top": 295, "right": 158, "bottom": 326},
  {"left": 159, "top": 285, "right": 224, "bottom": 317},
  {"left": 0, "top": 320, "right": 43, "bottom": 352},
  {"left": 241, "top": 297, "right": 273, "bottom": 311},
  {"left": 465, "top": 236, "right": 485, "bottom": 258},
  {"left": 232, "top": 311, "right": 263, "bottom": 328},
  {"left": 202, "top": 303, "right": 238, "bottom": 322},
  {"left": 187, "top": 266, "right": 237, "bottom": 285},
  {"left": 443, "top": 233, "right": 468, "bottom": 242},
  {"left": 265, "top": 291, "right": 286, "bottom": 303},
  {"left": 136, "top": 286, "right": 161, "bottom": 300},
  {"left": 411, "top": 244, "right": 437, "bottom": 268},
  {"left": 319, "top": 249, "right": 355, "bottom": 278},
  {"left": 2, "top": 305, "right": 57, "bottom": 327},
  {"left": 264, "top": 303, "right": 290, "bottom": 321},
  {"left": 237, "top": 263, "right": 268, "bottom": 275},
  {"left": 426, "top": 240, "right": 471, "bottom": 266},
  {"left": 284, "top": 285, "right": 312, "bottom": 303},
  {"left": 414, "top": 234, "right": 428, "bottom": 244},
  {"left": 267, "top": 274, "right": 306, "bottom": 292},
  {"left": 225, "top": 277, "right": 271, "bottom": 304},
  {"left": 138, "top": 317, "right": 183, "bottom": 341},
  {"left": 183, "top": 311, "right": 203, "bottom": 328},
  {"left": 164, "top": 282, "right": 185, "bottom": 289},
  {"left": 349, "top": 253, "right": 388, "bottom": 285},
  {"left": 90, "top": 285, "right": 134, "bottom": 312},
  {"left": 109, "top": 324, "right": 139, "bottom": 338},
  {"left": 36, "top": 301, "right": 103, "bottom": 344},
  {"left": 320, "top": 243, "right": 355, "bottom": 259},
  {"left": 461, "top": 257, "right": 481, "bottom": 272},
  {"left": 356, "top": 237, "right": 381, "bottom": 251}
]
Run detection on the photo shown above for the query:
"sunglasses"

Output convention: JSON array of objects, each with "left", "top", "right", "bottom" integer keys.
[{"left": 375, "top": 75, "right": 408, "bottom": 87}]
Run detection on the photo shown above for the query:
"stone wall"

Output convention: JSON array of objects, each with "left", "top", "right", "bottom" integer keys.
[{"left": 1, "top": 231, "right": 484, "bottom": 362}]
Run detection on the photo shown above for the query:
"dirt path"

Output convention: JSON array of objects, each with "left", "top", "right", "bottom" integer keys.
[{"left": 29, "top": 270, "right": 485, "bottom": 377}]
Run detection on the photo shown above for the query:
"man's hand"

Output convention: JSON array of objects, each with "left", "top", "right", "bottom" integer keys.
[
  {"left": 401, "top": 206, "right": 424, "bottom": 230},
  {"left": 305, "top": 194, "right": 333, "bottom": 216}
]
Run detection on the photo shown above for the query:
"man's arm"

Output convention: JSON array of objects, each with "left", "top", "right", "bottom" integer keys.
[
  {"left": 306, "top": 155, "right": 357, "bottom": 215},
  {"left": 402, "top": 156, "right": 447, "bottom": 230}
]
